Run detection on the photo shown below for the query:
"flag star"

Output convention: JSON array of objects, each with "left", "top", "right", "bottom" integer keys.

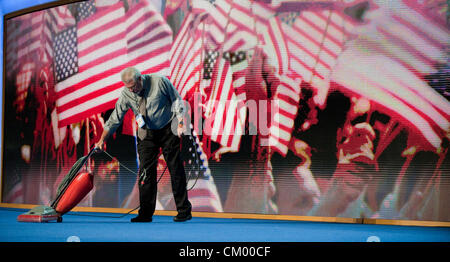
[
  {"left": 54, "top": 26, "right": 78, "bottom": 82},
  {"left": 76, "top": 1, "right": 96, "bottom": 21}
]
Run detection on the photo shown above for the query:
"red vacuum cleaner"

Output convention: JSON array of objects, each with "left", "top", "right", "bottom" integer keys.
[{"left": 17, "top": 148, "right": 96, "bottom": 222}]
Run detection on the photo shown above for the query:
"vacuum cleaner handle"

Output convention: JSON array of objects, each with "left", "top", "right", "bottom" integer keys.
[{"left": 78, "top": 147, "right": 96, "bottom": 168}]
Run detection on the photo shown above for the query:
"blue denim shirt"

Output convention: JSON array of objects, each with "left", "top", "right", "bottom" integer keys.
[{"left": 104, "top": 74, "right": 184, "bottom": 134}]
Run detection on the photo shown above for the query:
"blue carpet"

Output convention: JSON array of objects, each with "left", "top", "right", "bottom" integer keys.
[{"left": 1, "top": 208, "right": 449, "bottom": 242}]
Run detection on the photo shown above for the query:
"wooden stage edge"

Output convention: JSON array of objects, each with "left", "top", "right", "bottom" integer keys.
[{"left": 2, "top": 202, "right": 449, "bottom": 227}]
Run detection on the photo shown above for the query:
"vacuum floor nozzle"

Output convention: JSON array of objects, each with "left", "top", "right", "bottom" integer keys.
[{"left": 17, "top": 205, "right": 61, "bottom": 223}]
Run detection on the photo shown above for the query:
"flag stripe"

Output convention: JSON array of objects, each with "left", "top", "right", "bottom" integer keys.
[
  {"left": 178, "top": 48, "right": 202, "bottom": 98},
  {"left": 125, "top": 1, "right": 172, "bottom": 76},
  {"left": 174, "top": 38, "right": 201, "bottom": 93},
  {"left": 392, "top": 14, "right": 447, "bottom": 51},
  {"left": 57, "top": 82, "right": 122, "bottom": 113},
  {"left": 59, "top": 100, "right": 118, "bottom": 127},
  {"left": 169, "top": 13, "right": 203, "bottom": 102},
  {"left": 17, "top": 13, "right": 45, "bottom": 61},
  {"left": 170, "top": 15, "right": 194, "bottom": 77},
  {"left": 269, "top": 73, "right": 301, "bottom": 156},
  {"left": 58, "top": 87, "right": 123, "bottom": 121},
  {"left": 377, "top": 26, "right": 435, "bottom": 70},
  {"left": 399, "top": 0, "right": 448, "bottom": 46}
]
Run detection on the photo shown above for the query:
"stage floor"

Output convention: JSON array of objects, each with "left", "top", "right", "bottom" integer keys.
[{"left": 1, "top": 208, "right": 449, "bottom": 242}]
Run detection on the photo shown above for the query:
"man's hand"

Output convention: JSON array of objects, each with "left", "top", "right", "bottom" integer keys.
[
  {"left": 213, "top": 146, "right": 235, "bottom": 162},
  {"left": 94, "top": 139, "right": 105, "bottom": 152},
  {"left": 94, "top": 129, "right": 110, "bottom": 152},
  {"left": 177, "top": 120, "right": 186, "bottom": 137}
]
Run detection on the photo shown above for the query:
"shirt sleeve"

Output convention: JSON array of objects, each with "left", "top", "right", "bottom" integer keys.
[
  {"left": 160, "top": 76, "right": 186, "bottom": 119},
  {"left": 104, "top": 90, "right": 129, "bottom": 134}
]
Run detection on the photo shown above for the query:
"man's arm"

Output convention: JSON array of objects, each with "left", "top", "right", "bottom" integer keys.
[
  {"left": 95, "top": 91, "right": 129, "bottom": 150},
  {"left": 95, "top": 128, "right": 112, "bottom": 151},
  {"left": 160, "top": 76, "right": 187, "bottom": 137},
  {"left": 161, "top": 76, "right": 185, "bottom": 121}
]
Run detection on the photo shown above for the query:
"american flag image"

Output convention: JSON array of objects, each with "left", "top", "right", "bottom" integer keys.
[
  {"left": 54, "top": 2, "right": 127, "bottom": 127},
  {"left": 53, "top": 27, "right": 78, "bottom": 83},
  {"left": 203, "top": 55, "right": 233, "bottom": 145},
  {"left": 200, "top": 33, "right": 249, "bottom": 150},
  {"left": 5, "top": 20, "right": 22, "bottom": 77},
  {"left": 202, "top": 55, "right": 246, "bottom": 151},
  {"left": 254, "top": 13, "right": 300, "bottom": 156},
  {"left": 14, "top": 62, "right": 35, "bottom": 113},
  {"left": 203, "top": 50, "right": 219, "bottom": 81},
  {"left": 15, "top": 12, "right": 48, "bottom": 66},
  {"left": 125, "top": 0, "right": 172, "bottom": 76},
  {"left": 190, "top": 0, "right": 259, "bottom": 53},
  {"left": 169, "top": 13, "right": 204, "bottom": 101},
  {"left": 9, "top": 6, "right": 74, "bottom": 113},
  {"left": 201, "top": 49, "right": 219, "bottom": 103},
  {"left": 76, "top": 1, "right": 96, "bottom": 22},
  {"left": 225, "top": 1, "right": 299, "bottom": 155},
  {"left": 247, "top": 1, "right": 300, "bottom": 156},
  {"left": 190, "top": 0, "right": 227, "bottom": 49},
  {"left": 55, "top": 0, "right": 172, "bottom": 127},
  {"left": 228, "top": 50, "right": 247, "bottom": 100},
  {"left": 13, "top": 6, "right": 75, "bottom": 68},
  {"left": 95, "top": 0, "right": 121, "bottom": 13},
  {"left": 331, "top": 0, "right": 449, "bottom": 150},
  {"left": 189, "top": 0, "right": 301, "bottom": 153},
  {"left": 280, "top": 8, "right": 355, "bottom": 108},
  {"left": 46, "top": 5, "right": 76, "bottom": 34},
  {"left": 184, "top": 130, "right": 223, "bottom": 212},
  {"left": 155, "top": 126, "right": 224, "bottom": 212},
  {"left": 189, "top": 0, "right": 260, "bottom": 151},
  {"left": 357, "top": 0, "right": 448, "bottom": 77},
  {"left": 216, "top": 51, "right": 248, "bottom": 150},
  {"left": 268, "top": 74, "right": 302, "bottom": 156}
]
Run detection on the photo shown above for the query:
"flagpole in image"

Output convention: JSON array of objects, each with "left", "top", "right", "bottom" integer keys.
[{"left": 85, "top": 116, "right": 93, "bottom": 206}]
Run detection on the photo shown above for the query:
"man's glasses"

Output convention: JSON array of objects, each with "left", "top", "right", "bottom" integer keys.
[{"left": 124, "top": 77, "right": 140, "bottom": 89}]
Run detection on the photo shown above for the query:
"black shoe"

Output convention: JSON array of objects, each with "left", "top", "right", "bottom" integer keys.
[
  {"left": 131, "top": 215, "right": 152, "bottom": 222},
  {"left": 173, "top": 213, "right": 192, "bottom": 222}
]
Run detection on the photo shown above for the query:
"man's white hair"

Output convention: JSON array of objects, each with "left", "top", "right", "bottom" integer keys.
[{"left": 121, "top": 67, "right": 141, "bottom": 83}]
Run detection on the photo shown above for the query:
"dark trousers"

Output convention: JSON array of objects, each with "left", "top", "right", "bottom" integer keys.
[{"left": 137, "top": 122, "right": 191, "bottom": 218}]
